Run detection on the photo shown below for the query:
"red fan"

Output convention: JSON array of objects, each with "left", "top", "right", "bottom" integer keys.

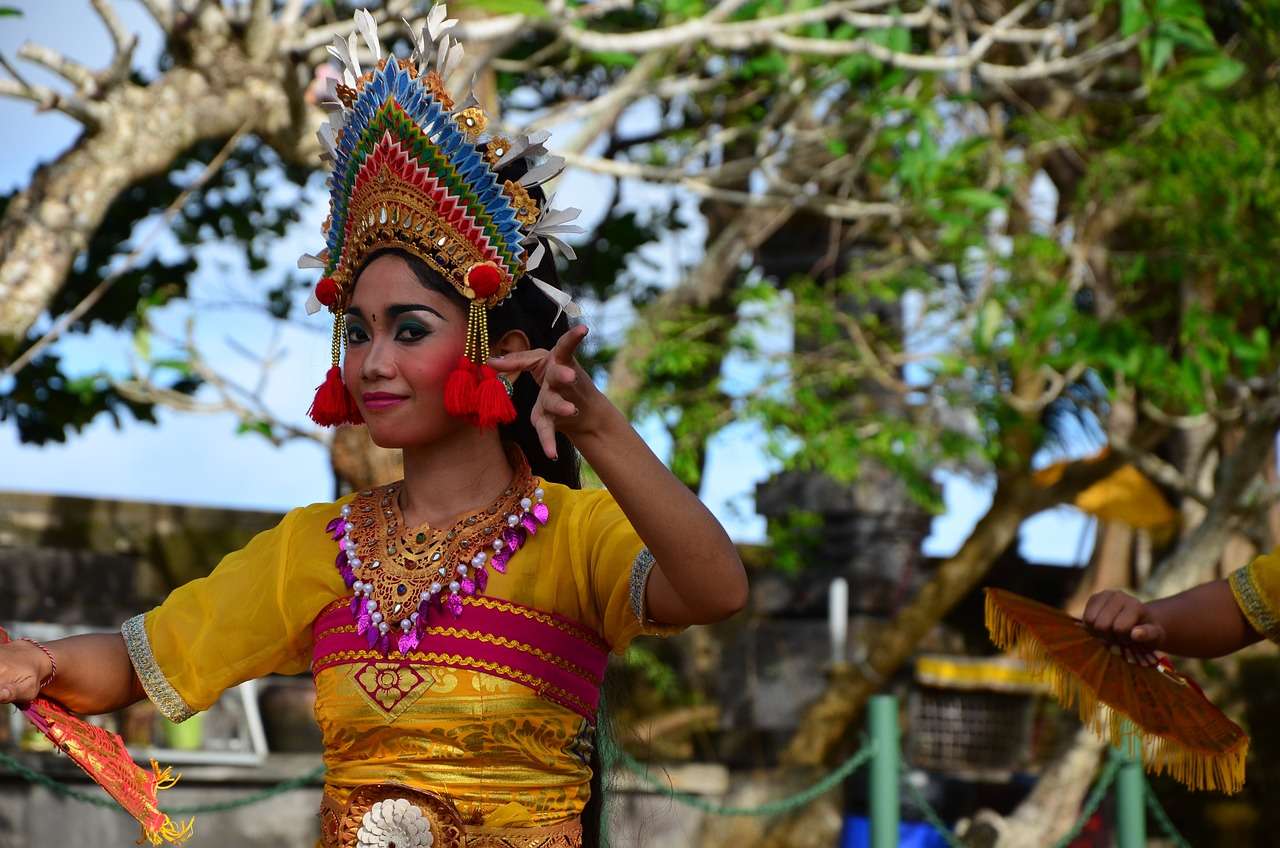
[
  {"left": 1, "top": 627, "right": 192, "bottom": 844},
  {"left": 984, "top": 588, "right": 1248, "bottom": 793}
]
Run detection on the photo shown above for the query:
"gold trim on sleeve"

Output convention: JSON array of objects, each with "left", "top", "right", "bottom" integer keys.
[
  {"left": 121, "top": 613, "right": 196, "bottom": 723},
  {"left": 628, "top": 548, "right": 657, "bottom": 625},
  {"left": 1228, "top": 564, "right": 1280, "bottom": 643}
]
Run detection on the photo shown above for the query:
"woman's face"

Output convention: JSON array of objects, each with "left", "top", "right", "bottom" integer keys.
[{"left": 343, "top": 254, "right": 468, "bottom": 448}]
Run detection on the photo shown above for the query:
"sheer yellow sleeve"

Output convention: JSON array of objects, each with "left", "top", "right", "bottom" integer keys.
[
  {"left": 121, "top": 500, "right": 348, "bottom": 722},
  {"left": 1228, "top": 546, "right": 1280, "bottom": 643},
  {"left": 567, "top": 488, "right": 684, "bottom": 655}
]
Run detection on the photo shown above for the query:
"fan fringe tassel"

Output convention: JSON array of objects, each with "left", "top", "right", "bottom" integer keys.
[
  {"left": 138, "top": 759, "right": 194, "bottom": 846},
  {"left": 985, "top": 593, "right": 1248, "bottom": 794}
]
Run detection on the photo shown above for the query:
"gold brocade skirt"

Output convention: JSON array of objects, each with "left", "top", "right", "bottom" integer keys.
[{"left": 319, "top": 784, "right": 583, "bottom": 848}]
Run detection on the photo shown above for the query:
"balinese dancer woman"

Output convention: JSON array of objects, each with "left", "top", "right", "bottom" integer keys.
[{"left": 0, "top": 8, "right": 748, "bottom": 847}]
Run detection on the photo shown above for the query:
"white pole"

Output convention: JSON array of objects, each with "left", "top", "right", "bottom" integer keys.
[{"left": 829, "top": 576, "right": 849, "bottom": 666}]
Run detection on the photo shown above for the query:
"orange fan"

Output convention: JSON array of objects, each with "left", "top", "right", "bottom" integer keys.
[
  {"left": 0, "top": 627, "right": 193, "bottom": 844},
  {"left": 984, "top": 588, "right": 1248, "bottom": 793}
]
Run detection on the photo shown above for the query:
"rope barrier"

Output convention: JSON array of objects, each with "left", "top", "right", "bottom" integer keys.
[
  {"left": 1143, "top": 776, "right": 1194, "bottom": 848},
  {"left": 611, "top": 742, "right": 877, "bottom": 817},
  {"left": 0, "top": 736, "right": 1203, "bottom": 844},
  {"left": 0, "top": 750, "right": 324, "bottom": 815}
]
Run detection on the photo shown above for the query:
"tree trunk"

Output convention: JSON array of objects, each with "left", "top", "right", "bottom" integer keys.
[
  {"left": 0, "top": 38, "right": 318, "bottom": 356},
  {"left": 967, "top": 727, "right": 1106, "bottom": 848}
]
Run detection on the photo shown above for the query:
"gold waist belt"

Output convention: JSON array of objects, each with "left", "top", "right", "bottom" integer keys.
[{"left": 319, "top": 784, "right": 583, "bottom": 848}]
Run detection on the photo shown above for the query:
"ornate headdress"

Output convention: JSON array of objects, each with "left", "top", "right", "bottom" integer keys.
[{"left": 300, "top": 6, "right": 583, "bottom": 428}]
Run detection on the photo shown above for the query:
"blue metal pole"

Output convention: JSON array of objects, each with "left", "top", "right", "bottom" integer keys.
[{"left": 868, "top": 694, "right": 900, "bottom": 848}]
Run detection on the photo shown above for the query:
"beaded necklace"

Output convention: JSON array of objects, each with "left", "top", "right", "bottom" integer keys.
[{"left": 324, "top": 450, "right": 550, "bottom": 654}]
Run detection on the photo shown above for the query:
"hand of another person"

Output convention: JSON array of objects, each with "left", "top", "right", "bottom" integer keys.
[
  {"left": 0, "top": 640, "right": 53, "bottom": 705},
  {"left": 487, "top": 324, "right": 602, "bottom": 460},
  {"left": 1082, "top": 589, "right": 1168, "bottom": 656}
]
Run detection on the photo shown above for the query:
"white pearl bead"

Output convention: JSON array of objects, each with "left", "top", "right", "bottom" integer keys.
[
  {"left": 350, "top": 557, "right": 362, "bottom": 569},
  {"left": 366, "top": 600, "right": 377, "bottom": 612},
  {"left": 534, "top": 488, "right": 544, "bottom": 501},
  {"left": 341, "top": 505, "right": 352, "bottom": 517},
  {"left": 378, "top": 622, "right": 389, "bottom": 634},
  {"left": 458, "top": 564, "right": 467, "bottom": 575},
  {"left": 493, "top": 539, "right": 504, "bottom": 551},
  {"left": 353, "top": 580, "right": 363, "bottom": 592},
  {"left": 449, "top": 581, "right": 460, "bottom": 593},
  {"left": 507, "top": 514, "right": 519, "bottom": 527},
  {"left": 345, "top": 522, "right": 355, "bottom": 533},
  {"left": 371, "top": 611, "right": 383, "bottom": 623},
  {"left": 472, "top": 552, "right": 486, "bottom": 566},
  {"left": 430, "top": 581, "right": 441, "bottom": 594},
  {"left": 410, "top": 612, "right": 419, "bottom": 622},
  {"left": 520, "top": 498, "right": 532, "bottom": 511},
  {"left": 420, "top": 591, "right": 430, "bottom": 602},
  {"left": 401, "top": 619, "right": 412, "bottom": 630}
]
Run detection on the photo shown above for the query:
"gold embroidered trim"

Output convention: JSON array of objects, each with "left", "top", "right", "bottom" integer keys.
[
  {"left": 463, "top": 596, "right": 609, "bottom": 651},
  {"left": 1229, "top": 564, "right": 1280, "bottom": 643},
  {"left": 318, "top": 624, "right": 601, "bottom": 685},
  {"left": 313, "top": 649, "right": 594, "bottom": 716},
  {"left": 629, "top": 548, "right": 657, "bottom": 625},
  {"left": 121, "top": 614, "right": 195, "bottom": 724}
]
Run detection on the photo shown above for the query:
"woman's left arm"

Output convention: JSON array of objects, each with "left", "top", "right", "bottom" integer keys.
[{"left": 490, "top": 325, "right": 748, "bottom": 625}]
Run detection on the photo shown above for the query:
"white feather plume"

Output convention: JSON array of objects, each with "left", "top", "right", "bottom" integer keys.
[
  {"left": 355, "top": 9, "right": 381, "bottom": 63},
  {"left": 328, "top": 35, "right": 358, "bottom": 88},
  {"left": 298, "top": 253, "right": 327, "bottom": 270},
  {"left": 427, "top": 4, "right": 458, "bottom": 42},
  {"left": 530, "top": 276, "right": 581, "bottom": 324},
  {"left": 518, "top": 155, "right": 566, "bottom": 187},
  {"left": 405, "top": 17, "right": 427, "bottom": 62}
]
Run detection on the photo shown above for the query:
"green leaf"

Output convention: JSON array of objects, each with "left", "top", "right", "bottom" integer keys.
[
  {"left": 458, "top": 0, "right": 549, "bottom": 17},
  {"left": 0, "top": 7, "right": 23, "bottom": 17},
  {"left": 1201, "top": 58, "right": 1245, "bottom": 90},
  {"left": 1120, "top": 0, "right": 1149, "bottom": 37},
  {"left": 949, "top": 188, "right": 1006, "bottom": 212},
  {"left": 587, "top": 50, "right": 637, "bottom": 68}
]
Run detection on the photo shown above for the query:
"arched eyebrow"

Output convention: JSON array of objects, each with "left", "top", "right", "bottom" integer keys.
[
  {"left": 344, "top": 303, "right": 447, "bottom": 322},
  {"left": 388, "top": 303, "right": 447, "bottom": 321}
]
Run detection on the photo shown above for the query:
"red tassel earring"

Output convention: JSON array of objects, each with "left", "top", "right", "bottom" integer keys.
[
  {"left": 309, "top": 314, "right": 363, "bottom": 426},
  {"left": 447, "top": 264, "right": 515, "bottom": 428}
]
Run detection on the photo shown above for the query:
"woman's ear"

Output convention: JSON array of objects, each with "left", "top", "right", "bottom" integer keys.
[{"left": 493, "top": 329, "right": 532, "bottom": 357}]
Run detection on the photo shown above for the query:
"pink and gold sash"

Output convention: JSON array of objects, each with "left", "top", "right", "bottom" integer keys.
[{"left": 312, "top": 595, "right": 609, "bottom": 722}]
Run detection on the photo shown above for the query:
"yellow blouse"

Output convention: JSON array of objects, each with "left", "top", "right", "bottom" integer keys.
[
  {"left": 1228, "top": 546, "right": 1280, "bottom": 643},
  {"left": 122, "top": 480, "right": 678, "bottom": 828}
]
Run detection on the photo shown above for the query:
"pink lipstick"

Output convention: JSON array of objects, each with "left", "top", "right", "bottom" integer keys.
[{"left": 362, "top": 392, "right": 407, "bottom": 410}]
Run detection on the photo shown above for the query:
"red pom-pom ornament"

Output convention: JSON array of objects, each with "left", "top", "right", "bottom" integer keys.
[
  {"left": 315, "top": 276, "right": 340, "bottom": 307},
  {"left": 466, "top": 263, "right": 502, "bottom": 299}
]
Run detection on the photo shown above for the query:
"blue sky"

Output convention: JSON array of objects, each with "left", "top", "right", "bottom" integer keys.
[{"left": 0, "top": 1, "right": 1096, "bottom": 564}]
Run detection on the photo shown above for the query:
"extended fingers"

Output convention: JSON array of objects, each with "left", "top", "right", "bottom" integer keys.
[
  {"left": 488, "top": 349, "right": 548, "bottom": 374},
  {"left": 550, "top": 324, "right": 588, "bottom": 365},
  {"left": 531, "top": 407, "right": 559, "bottom": 460}
]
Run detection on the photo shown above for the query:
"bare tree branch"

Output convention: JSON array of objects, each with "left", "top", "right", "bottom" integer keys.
[
  {"left": 2, "top": 120, "right": 252, "bottom": 380},
  {"left": 244, "top": 0, "right": 276, "bottom": 61},
  {"left": 89, "top": 0, "right": 137, "bottom": 74},
  {"left": 16, "top": 42, "right": 98, "bottom": 92}
]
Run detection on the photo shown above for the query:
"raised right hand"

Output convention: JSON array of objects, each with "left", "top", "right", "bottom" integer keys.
[
  {"left": 1082, "top": 589, "right": 1167, "bottom": 649},
  {"left": 0, "top": 640, "right": 53, "bottom": 705}
]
